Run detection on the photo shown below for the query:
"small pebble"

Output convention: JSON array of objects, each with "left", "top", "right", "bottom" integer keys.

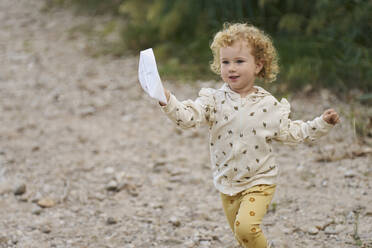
[
  {"left": 37, "top": 198, "right": 55, "bottom": 208},
  {"left": 324, "top": 225, "right": 344, "bottom": 235},
  {"left": 344, "top": 170, "right": 357, "bottom": 178},
  {"left": 14, "top": 183, "right": 26, "bottom": 195},
  {"left": 169, "top": 216, "right": 181, "bottom": 227},
  {"left": 31, "top": 192, "right": 43, "bottom": 203},
  {"left": 78, "top": 106, "right": 96, "bottom": 117},
  {"left": 32, "top": 206, "right": 43, "bottom": 215},
  {"left": 106, "top": 180, "right": 118, "bottom": 191},
  {"left": 93, "top": 193, "right": 105, "bottom": 201},
  {"left": 104, "top": 167, "right": 114, "bottom": 174},
  {"left": 106, "top": 217, "right": 117, "bottom": 225},
  {"left": 40, "top": 226, "right": 51, "bottom": 234},
  {"left": 307, "top": 227, "right": 319, "bottom": 235}
]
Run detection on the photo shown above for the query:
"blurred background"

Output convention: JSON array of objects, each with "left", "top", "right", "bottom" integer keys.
[{"left": 45, "top": 0, "right": 372, "bottom": 95}]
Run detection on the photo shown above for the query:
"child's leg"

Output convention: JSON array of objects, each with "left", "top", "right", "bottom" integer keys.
[
  {"left": 235, "top": 184, "right": 276, "bottom": 247},
  {"left": 221, "top": 184, "right": 276, "bottom": 248},
  {"left": 220, "top": 192, "right": 241, "bottom": 232}
]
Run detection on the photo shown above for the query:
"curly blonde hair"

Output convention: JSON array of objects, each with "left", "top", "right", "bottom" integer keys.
[{"left": 210, "top": 23, "right": 279, "bottom": 83}]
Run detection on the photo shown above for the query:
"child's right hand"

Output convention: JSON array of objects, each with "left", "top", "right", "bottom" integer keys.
[{"left": 159, "top": 88, "right": 170, "bottom": 106}]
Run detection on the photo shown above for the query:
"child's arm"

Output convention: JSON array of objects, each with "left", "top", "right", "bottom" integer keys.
[
  {"left": 159, "top": 87, "right": 215, "bottom": 129},
  {"left": 274, "top": 99, "right": 339, "bottom": 145}
]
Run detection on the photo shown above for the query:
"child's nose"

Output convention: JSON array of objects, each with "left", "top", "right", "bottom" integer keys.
[{"left": 228, "top": 64, "right": 236, "bottom": 72}]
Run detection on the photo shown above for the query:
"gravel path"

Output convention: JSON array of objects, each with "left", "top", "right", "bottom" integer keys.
[{"left": 0, "top": 1, "right": 371, "bottom": 247}]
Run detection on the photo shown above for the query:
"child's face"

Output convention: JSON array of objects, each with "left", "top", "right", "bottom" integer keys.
[{"left": 220, "top": 40, "right": 263, "bottom": 96}]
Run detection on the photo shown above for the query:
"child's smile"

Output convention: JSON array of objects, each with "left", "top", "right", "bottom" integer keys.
[
  {"left": 229, "top": 75, "right": 240, "bottom": 81},
  {"left": 220, "top": 41, "right": 263, "bottom": 97}
]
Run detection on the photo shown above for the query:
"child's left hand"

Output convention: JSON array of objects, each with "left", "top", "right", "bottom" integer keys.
[{"left": 322, "top": 109, "right": 340, "bottom": 125}]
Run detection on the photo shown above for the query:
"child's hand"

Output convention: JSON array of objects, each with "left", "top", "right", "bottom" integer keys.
[
  {"left": 159, "top": 88, "right": 170, "bottom": 106},
  {"left": 322, "top": 109, "right": 340, "bottom": 125}
]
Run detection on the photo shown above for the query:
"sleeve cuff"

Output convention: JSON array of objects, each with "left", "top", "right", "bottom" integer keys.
[{"left": 160, "top": 94, "right": 178, "bottom": 113}]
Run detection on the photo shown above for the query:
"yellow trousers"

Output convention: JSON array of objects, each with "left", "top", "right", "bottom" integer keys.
[{"left": 220, "top": 184, "right": 276, "bottom": 248}]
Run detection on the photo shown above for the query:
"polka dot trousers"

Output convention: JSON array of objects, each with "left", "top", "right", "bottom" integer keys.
[{"left": 220, "top": 184, "right": 276, "bottom": 248}]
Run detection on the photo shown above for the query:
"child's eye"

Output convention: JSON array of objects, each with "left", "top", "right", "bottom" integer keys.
[
  {"left": 236, "top": 60, "right": 244, "bottom": 63},
  {"left": 222, "top": 61, "right": 229, "bottom": 64}
]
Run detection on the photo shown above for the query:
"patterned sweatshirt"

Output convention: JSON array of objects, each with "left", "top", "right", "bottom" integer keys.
[{"left": 161, "top": 84, "right": 334, "bottom": 196}]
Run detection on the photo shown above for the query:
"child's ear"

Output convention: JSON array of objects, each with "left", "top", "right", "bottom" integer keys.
[{"left": 255, "top": 61, "right": 263, "bottom": 75}]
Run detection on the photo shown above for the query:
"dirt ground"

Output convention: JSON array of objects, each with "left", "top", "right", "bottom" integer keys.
[{"left": 0, "top": 1, "right": 371, "bottom": 247}]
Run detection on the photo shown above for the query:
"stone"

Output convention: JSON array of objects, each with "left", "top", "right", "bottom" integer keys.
[
  {"left": 31, "top": 192, "right": 42, "bottom": 203},
  {"left": 169, "top": 216, "right": 181, "bottom": 227},
  {"left": 306, "top": 226, "right": 319, "bottom": 235},
  {"left": 124, "top": 183, "right": 138, "bottom": 197},
  {"left": 93, "top": 193, "right": 105, "bottom": 201},
  {"left": 104, "top": 167, "right": 115, "bottom": 174},
  {"left": 37, "top": 198, "right": 55, "bottom": 208},
  {"left": 106, "top": 180, "right": 118, "bottom": 191},
  {"left": 324, "top": 225, "right": 345, "bottom": 235},
  {"left": 162, "top": 239, "right": 183, "bottom": 245},
  {"left": 78, "top": 106, "right": 96, "bottom": 117},
  {"left": 14, "top": 183, "right": 26, "bottom": 195},
  {"left": 365, "top": 209, "right": 372, "bottom": 216},
  {"left": 324, "top": 226, "right": 337, "bottom": 234},
  {"left": 18, "top": 194, "right": 29, "bottom": 202},
  {"left": 40, "top": 225, "right": 51, "bottom": 234},
  {"left": 344, "top": 170, "right": 357, "bottom": 178},
  {"left": 199, "top": 240, "right": 211, "bottom": 246},
  {"left": 106, "top": 217, "right": 118, "bottom": 225},
  {"left": 32, "top": 206, "right": 43, "bottom": 215}
]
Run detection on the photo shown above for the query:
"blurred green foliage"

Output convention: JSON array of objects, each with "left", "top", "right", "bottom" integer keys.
[{"left": 47, "top": 0, "right": 372, "bottom": 93}]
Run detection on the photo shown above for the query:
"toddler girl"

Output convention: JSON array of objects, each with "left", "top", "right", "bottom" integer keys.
[{"left": 158, "top": 23, "right": 339, "bottom": 248}]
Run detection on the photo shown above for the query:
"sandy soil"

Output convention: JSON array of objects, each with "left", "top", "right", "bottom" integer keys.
[{"left": 0, "top": 1, "right": 371, "bottom": 247}]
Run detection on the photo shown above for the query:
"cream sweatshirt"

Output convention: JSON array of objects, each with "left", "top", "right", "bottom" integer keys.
[{"left": 161, "top": 84, "right": 334, "bottom": 196}]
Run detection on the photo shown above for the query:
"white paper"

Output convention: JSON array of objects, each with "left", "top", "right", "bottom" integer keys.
[{"left": 138, "top": 48, "right": 167, "bottom": 104}]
